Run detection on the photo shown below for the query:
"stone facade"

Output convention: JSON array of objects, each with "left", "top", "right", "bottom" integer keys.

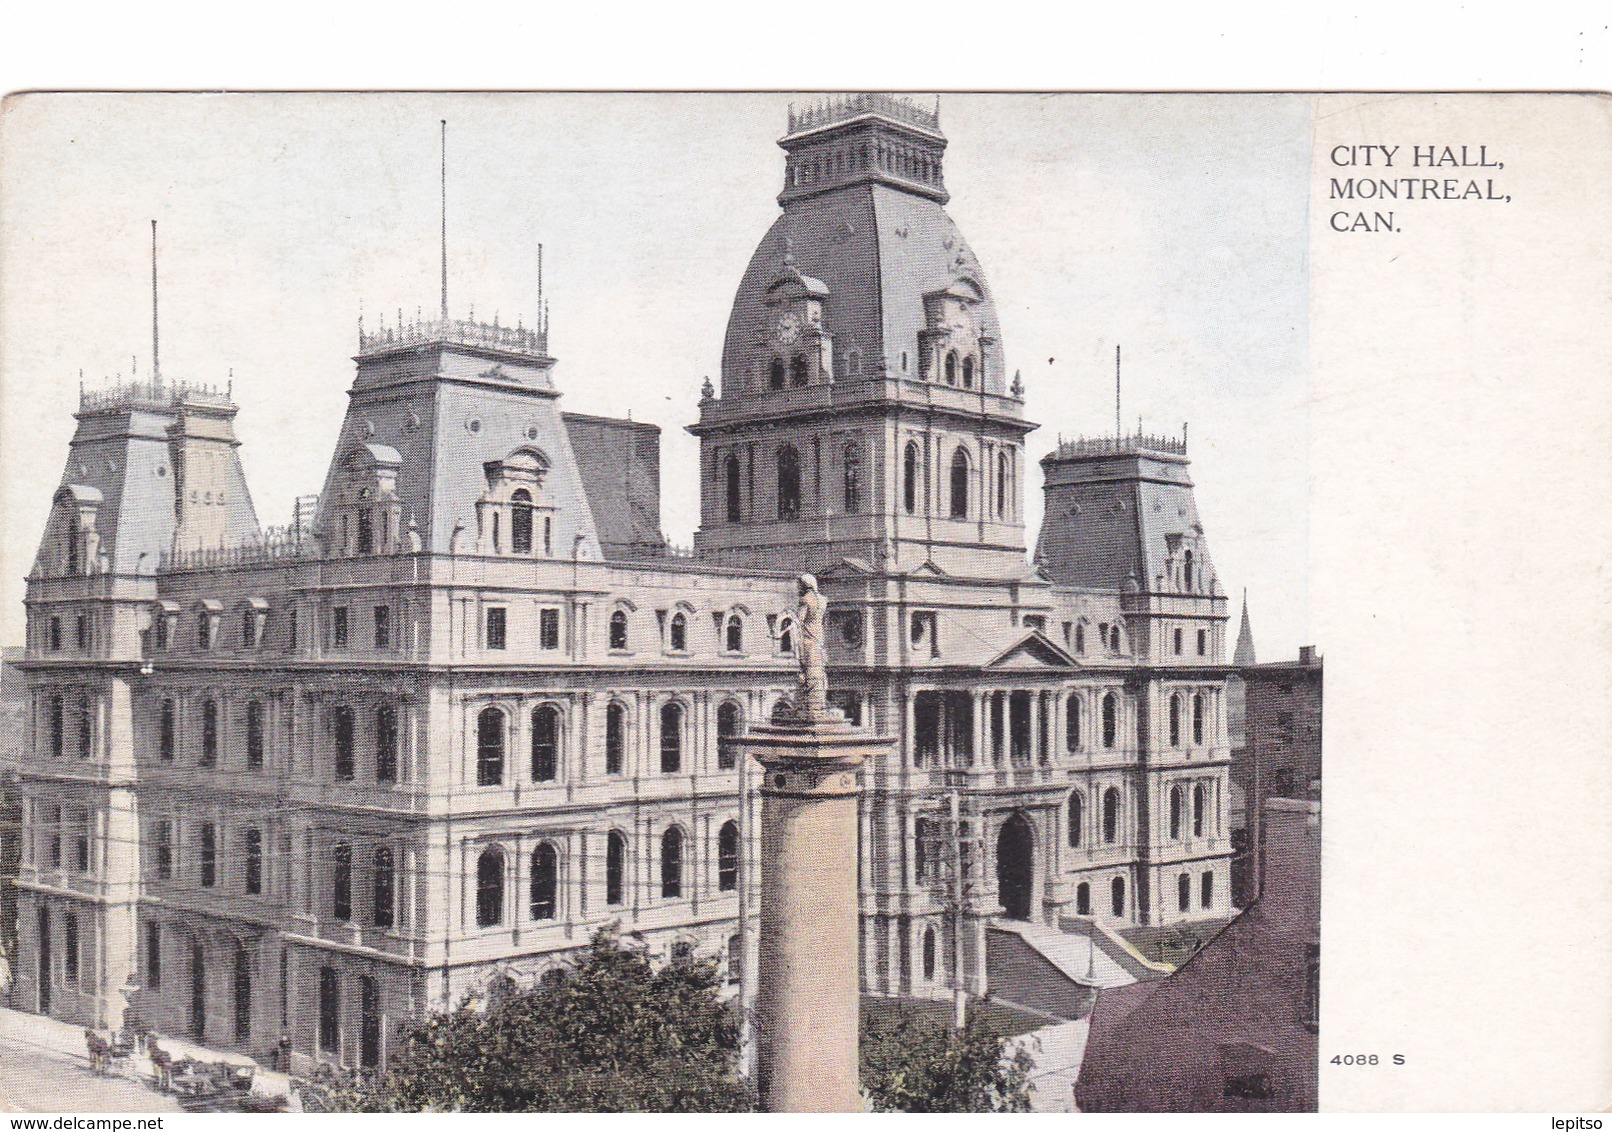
[{"left": 10, "top": 95, "right": 1238, "bottom": 1070}]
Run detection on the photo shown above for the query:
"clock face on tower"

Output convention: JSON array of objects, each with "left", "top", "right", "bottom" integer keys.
[{"left": 775, "top": 310, "right": 801, "bottom": 345}]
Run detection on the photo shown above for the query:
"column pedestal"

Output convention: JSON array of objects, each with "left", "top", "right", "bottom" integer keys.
[{"left": 743, "top": 711, "right": 892, "bottom": 1114}]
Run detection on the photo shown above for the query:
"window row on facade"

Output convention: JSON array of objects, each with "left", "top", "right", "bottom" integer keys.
[{"left": 713, "top": 436, "right": 1017, "bottom": 525}]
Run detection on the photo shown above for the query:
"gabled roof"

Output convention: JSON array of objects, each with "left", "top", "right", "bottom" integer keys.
[{"left": 985, "top": 629, "right": 1078, "bottom": 670}]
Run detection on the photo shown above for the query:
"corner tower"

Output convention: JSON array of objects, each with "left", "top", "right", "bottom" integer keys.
[{"left": 691, "top": 94, "right": 1037, "bottom": 579}]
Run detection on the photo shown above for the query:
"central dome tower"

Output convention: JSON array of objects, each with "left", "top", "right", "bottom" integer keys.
[{"left": 691, "top": 94, "right": 1036, "bottom": 578}]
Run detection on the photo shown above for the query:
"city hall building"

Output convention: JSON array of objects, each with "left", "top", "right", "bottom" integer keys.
[{"left": 9, "top": 95, "right": 1234, "bottom": 1070}]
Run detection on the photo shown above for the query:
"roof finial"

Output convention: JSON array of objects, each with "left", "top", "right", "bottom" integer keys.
[
  {"left": 440, "top": 120, "right": 449, "bottom": 323},
  {"left": 537, "top": 242, "right": 544, "bottom": 327},
  {"left": 782, "top": 234, "right": 796, "bottom": 269}
]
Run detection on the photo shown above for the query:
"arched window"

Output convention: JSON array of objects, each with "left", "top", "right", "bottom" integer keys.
[
  {"left": 476, "top": 707, "right": 505, "bottom": 786},
  {"left": 949, "top": 447, "right": 969, "bottom": 519},
  {"left": 609, "top": 609, "right": 629, "bottom": 651},
  {"left": 962, "top": 355, "right": 975, "bottom": 388},
  {"left": 245, "top": 700, "right": 265, "bottom": 770},
  {"left": 530, "top": 704, "right": 560, "bottom": 782},
  {"left": 725, "top": 454, "right": 742, "bottom": 522},
  {"left": 1193, "top": 783, "right": 1207, "bottom": 837},
  {"left": 1201, "top": 870, "right": 1214, "bottom": 909},
  {"left": 332, "top": 704, "right": 354, "bottom": 780},
  {"left": 372, "top": 846, "right": 395, "bottom": 928},
  {"left": 717, "top": 701, "right": 741, "bottom": 770},
  {"left": 1111, "top": 875, "right": 1126, "bottom": 917},
  {"left": 1074, "top": 623, "right": 1085, "bottom": 653},
  {"left": 996, "top": 450, "right": 1008, "bottom": 517},
  {"left": 1192, "top": 693, "right": 1205, "bottom": 745},
  {"left": 725, "top": 613, "right": 743, "bottom": 653},
  {"left": 944, "top": 350, "right": 957, "bottom": 384},
  {"left": 717, "top": 820, "right": 739, "bottom": 892},
  {"left": 476, "top": 846, "right": 504, "bottom": 927},
  {"left": 332, "top": 842, "right": 352, "bottom": 921},
  {"left": 1068, "top": 791, "right": 1085, "bottom": 847},
  {"left": 200, "top": 698, "right": 218, "bottom": 767},
  {"left": 660, "top": 826, "right": 684, "bottom": 898},
  {"left": 158, "top": 697, "right": 174, "bottom": 761},
  {"left": 1169, "top": 786, "right": 1184, "bottom": 839},
  {"left": 922, "top": 926, "right": 937, "bottom": 980},
  {"left": 1110, "top": 624, "right": 1122, "bottom": 652},
  {"left": 605, "top": 702, "right": 626, "bottom": 775},
  {"left": 1076, "top": 882, "right": 1091, "bottom": 916},
  {"left": 660, "top": 701, "right": 683, "bottom": 773},
  {"left": 776, "top": 445, "right": 801, "bottom": 521},
  {"left": 1066, "top": 695, "right": 1082, "bottom": 750},
  {"left": 842, "top": 444, "right": 862, "bottom": 512},
  {"left": 530, "top": 843, "right": 558, "bottom": 920},
  {"left": 903, "top": 442, "right": 919, "bottom": 515},
  {"left": 790, "top": 354, "right": 809, "bottom": 387},
  {"left": 769, "top": 357, "right": 786, "bottom": 391},
  {"left": 778, "top": 618, "right": 793, "bottom": 655},
  {"left": 1178, "top": 872, "right": 1191, "bottom": 912},
  {"left": 1102, "top": 693, "right": 1118, "bottom": 748},
  {"left": 1103, "top": 787, "right": 1120, "bottom": 844},
  {"left": 375, "top": 704, "right": 398, "bottom": 784},
  {"left": 606, "top": 831, "right": 627, "bottom": 906},
  {"left": 1183, "top": 549, "right": 1195, "bottom": 592},
  {"left": 1169, "top": 695, "right": 1182, "bottom": 747},
  {"left": 510, "top": 488, "right": 534, "bottom": 554},
  {"left": 356, "top": 509, "right": 373, "bottom": 555},
  {"left": 669, "top": 612, "right": 688, "bottom": 652}
]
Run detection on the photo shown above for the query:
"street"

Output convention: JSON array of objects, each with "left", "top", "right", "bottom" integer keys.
[{"left": 0, "top": 1010, "right": 179, "bottom": 1114}]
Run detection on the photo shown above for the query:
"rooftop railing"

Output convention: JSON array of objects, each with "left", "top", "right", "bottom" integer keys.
[
  {"left": 78, "top": 378, "right": 234, "bottom": 413},
  {"left": 1048, "top": 430, "right": 1189, "bottom": 460},
  {"left": 159, "top": 524, "right": 308, "bottom": 571},
  {"left": 358, "top": 315, "right": 549, "bottom": 360},
  {"left": 787, "top": 93, "right": 941, "bottom": 136}
]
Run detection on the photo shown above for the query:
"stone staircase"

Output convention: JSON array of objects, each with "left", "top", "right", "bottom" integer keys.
[{"left": 985, "top": 920, "right": 1143, "bottom": 1022}]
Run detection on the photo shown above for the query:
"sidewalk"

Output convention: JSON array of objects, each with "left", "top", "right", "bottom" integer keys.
[{"left": 0, "top": 1006, "right": 291, "bottom": 1112}]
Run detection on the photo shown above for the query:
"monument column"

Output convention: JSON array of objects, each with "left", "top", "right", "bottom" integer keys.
[{"left": 743, "top": 575, "right": 892, "bottom": 1113}]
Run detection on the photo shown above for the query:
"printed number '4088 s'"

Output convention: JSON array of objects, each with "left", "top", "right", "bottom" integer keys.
[{"left": 1330, "top": 1055, "right": 1407, "bottom": 1066}]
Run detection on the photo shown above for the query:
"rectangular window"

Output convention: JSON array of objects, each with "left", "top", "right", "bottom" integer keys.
[
  {"left": 47, "top": 804, "right": 62, "bottom": 867},
  {"left": 1173, "top": 627, "right": 1183, "bottom": 655},
  {"left": 242, "top": 608, "right": 259, "bottom": 649},
  {"left": 198, "top": 613, "right": 213, "bottom": 651},
  {"left": 486, "top": 606, "right": 507, "bottom": 650},
  {"left": 155, "top": 820, "right": 173, "bottom": 880},
  {"left": 153, "top": 614, "right": 169, "bottom": 651},
  {"left": 376, "top": 705, "right": 398, "bottom": 784},
  {"left": 332, "top": 606, "right": 349, "bottom": 648},
  {"left": 63, "top": 913, "right": 79, "bottom": 985},
  {"left": 199, "top": 822, "right": 217, "bottom": 888},
  {"left": 75, "top": 614, "right": 88, "bottom": 650},
  {"left": 245, "top": 701, "right": 265, "bottom": 770},
  {"left": 49, "top": 616, "right": 62, "bottom": 651},
  {"left": 373, "top": 605, "right": 391, "bottom": 649},
  {"left": 73, "top": 810, "right": 90, "bottom": 873},
  {"left": 146, "top": 922, "right": 162, "bottom": 989},
  {"left": 49, "top": 694, "right": 64, "bottom": 758},
  {"left": 539, "top": 608, "right": 560, "bottom": 650},
  {"left": 288, "top": 609, "right": 298, "bottom": 651},
  {"left": 159, "top": 699, "right": 176, "bottom": 761},
  {"left": 1197, "top": 628, "right": 1208, "bottom": 657}
]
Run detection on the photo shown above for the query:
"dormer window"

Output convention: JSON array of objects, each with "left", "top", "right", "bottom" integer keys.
[
  {"left": 239, "top": 599, "right": 268, "bottom": 650},
  {"left": 477, "top": 448, "right": 555, "bottom": 557},
  {"left": 609, "top": 609, "right": 630, "bottom": 651},
  {"left": 669, "top": 612, "right": 688, "bottom": 653},
  {"left": 962, "top": 355, "right": 975, "bottom": 388},
  {"left": 329, "top": 444, "right": 402, "bottom": 558},
  {"left": 944, "top": 351, "right": 958, "bottom": 384},
  {"left": 195, "top": 601, "right": 221, "bottom": 651}
]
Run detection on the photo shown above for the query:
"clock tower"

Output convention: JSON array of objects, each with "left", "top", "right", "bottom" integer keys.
[{"left": 690, "top": 94, "right": 1037, "bottom": 580}]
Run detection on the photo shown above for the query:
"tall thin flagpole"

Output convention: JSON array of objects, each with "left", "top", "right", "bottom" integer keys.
[
  {"left": 440, "top": 120, "right": 448, "bottom": 323},
  {"left": 151, "top": 220, "right": 160, "bottom": 385},
  {"left": 1114, "top": 344, "right": 1121, "bottom": 439}
]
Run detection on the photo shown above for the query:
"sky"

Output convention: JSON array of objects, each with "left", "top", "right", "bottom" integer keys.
[{"left": 0, "top": 93, "right": 1312, "bottom": 657}]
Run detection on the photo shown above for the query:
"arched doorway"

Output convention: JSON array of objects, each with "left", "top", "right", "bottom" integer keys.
[{"left": 996, "top": 812, "right": 1034, "bottom": 921}]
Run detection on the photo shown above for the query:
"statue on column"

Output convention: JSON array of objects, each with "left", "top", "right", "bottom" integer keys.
[{"left": 794, "top": 573, "right": 829, "bottom": 721}]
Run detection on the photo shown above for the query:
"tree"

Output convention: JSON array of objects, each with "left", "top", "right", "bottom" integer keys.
[
  {"left": 323, "top": 929, "right": 753, "bottom": 1112},
  {"left": 860, "top": 1004, "right": 1034, "bottom": 1113}
]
